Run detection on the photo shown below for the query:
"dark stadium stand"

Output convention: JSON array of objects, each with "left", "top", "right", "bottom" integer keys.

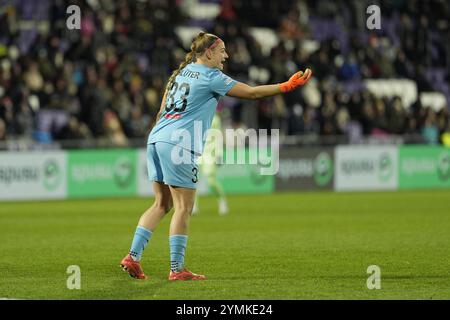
[{"left": 0, "top": 0, "right": 449, "bottom": 149}]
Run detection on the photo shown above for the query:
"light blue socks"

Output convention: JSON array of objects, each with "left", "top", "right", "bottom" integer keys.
[
  {"left": 129, "top": 228, "right": 188, "bottom": 271},
  {"left": 170, "top": 235, "right": 188, "bottom": 272},
  {"left": 129, "top": 226, "right": 153, "bottom": 261}
]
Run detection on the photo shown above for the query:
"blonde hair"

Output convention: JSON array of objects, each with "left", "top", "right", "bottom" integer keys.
[{"left": 163, "top": 32, "right": 220, "bottom": 98}]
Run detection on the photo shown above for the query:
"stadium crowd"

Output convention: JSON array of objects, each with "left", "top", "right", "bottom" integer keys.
[{"left": 0, "top": 0, "right": 449, "bottom": 147}]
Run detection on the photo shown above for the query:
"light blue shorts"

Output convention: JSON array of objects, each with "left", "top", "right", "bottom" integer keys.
[{"left": 147, "top": 142, "right": 199, "bottom": 189}]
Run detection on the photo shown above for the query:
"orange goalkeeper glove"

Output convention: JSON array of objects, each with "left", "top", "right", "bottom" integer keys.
[{"left": 279, "top": 68, "right": 312, "bottom": 93}]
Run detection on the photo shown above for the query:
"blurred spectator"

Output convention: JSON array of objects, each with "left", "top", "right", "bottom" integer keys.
[
  {"left": 437, "top": 107, "right": 449, "bottom": 140},
  {"left": 23, "top": 62, "right": 44, "bottom": 93},
  {"left": 103, "top": 110, "right": 128, "bottom": 147},
  {"left": 360, "top": 100, "right": 375, "bottom": 135},
  {"left": 125, "top": 107, "right": 151, "bottom": 138},
  {"left": 372, "top": 98, "right": 389, "bottom": 136},
  {"left": 393, "top": 49, "right": 411, "bottom": 78},
  {"left": 55, "top": 115, "right": 92, "bottom": 141},
  {"left": 405, "top": 114, "right": 417, "bottom": 131},
  {"left": 339, "top": 53, "right": 360, "bottom": 80},
  {"left": 302, "top": 105, "right": 319, "bottom": 135},
  {"left": 387, "top": 97, "right": 407, "bottom": 135},
  {"left": 0, "top": 118, "right": 6, "bottom": 141},
  {"left": 111, "top": 79, "right": 133, "bottom": 123},
  {"left": 336, "top": 107, "right": 350, "bottom": 135},
  {"left": 421, "top": 107, "right": 439, "bottom": 144}
]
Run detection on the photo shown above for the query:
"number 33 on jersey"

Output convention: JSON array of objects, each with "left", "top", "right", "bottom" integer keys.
[{"left": 148, "top": 63, "right": 237, "bottom": 156}]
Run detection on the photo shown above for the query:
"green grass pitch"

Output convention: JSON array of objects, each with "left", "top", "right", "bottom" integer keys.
[{"left": 1, "top": 190, "right": 449, "bottom": 300}]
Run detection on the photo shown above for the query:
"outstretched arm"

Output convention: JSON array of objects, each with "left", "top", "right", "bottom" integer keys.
[{"left": 226, "top": 68, "right": 312, "bottom": 100}]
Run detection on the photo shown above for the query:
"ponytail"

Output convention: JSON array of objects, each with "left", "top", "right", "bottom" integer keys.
[
  {"left": 163, "top": 32, "right": 219, "bottom": 98},
  {"left": 163, "top": 50, "right": 195, "bottom": 98}
]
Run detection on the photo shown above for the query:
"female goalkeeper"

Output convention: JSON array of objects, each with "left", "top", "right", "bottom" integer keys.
[{"left": 120, "top": 32, "right": 312, "bottom": 280}]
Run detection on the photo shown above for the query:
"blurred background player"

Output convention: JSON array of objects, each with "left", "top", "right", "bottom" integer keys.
[{"left": 192, "top": 110, "right": 229, "bottom": 215}]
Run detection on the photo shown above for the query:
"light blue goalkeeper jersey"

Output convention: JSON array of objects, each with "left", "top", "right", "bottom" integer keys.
[{"left": 148, "top": 63, "right": 236, "bottom": 155}]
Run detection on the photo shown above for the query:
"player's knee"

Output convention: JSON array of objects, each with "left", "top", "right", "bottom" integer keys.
[
  {"left": 154, "top": 199, "right": 172, "bottom": 214},
  {"left": 176, "top": 203, "right": 194, "bottom": 216}
]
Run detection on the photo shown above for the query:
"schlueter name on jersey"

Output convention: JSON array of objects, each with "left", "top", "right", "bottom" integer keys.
[{"left": 180, "top": 69, "right": 200, "bottom": 79}]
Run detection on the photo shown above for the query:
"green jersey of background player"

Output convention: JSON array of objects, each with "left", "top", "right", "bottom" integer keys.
[{"left": 193, "top": 112, "right": 228, "bottom": 215}]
